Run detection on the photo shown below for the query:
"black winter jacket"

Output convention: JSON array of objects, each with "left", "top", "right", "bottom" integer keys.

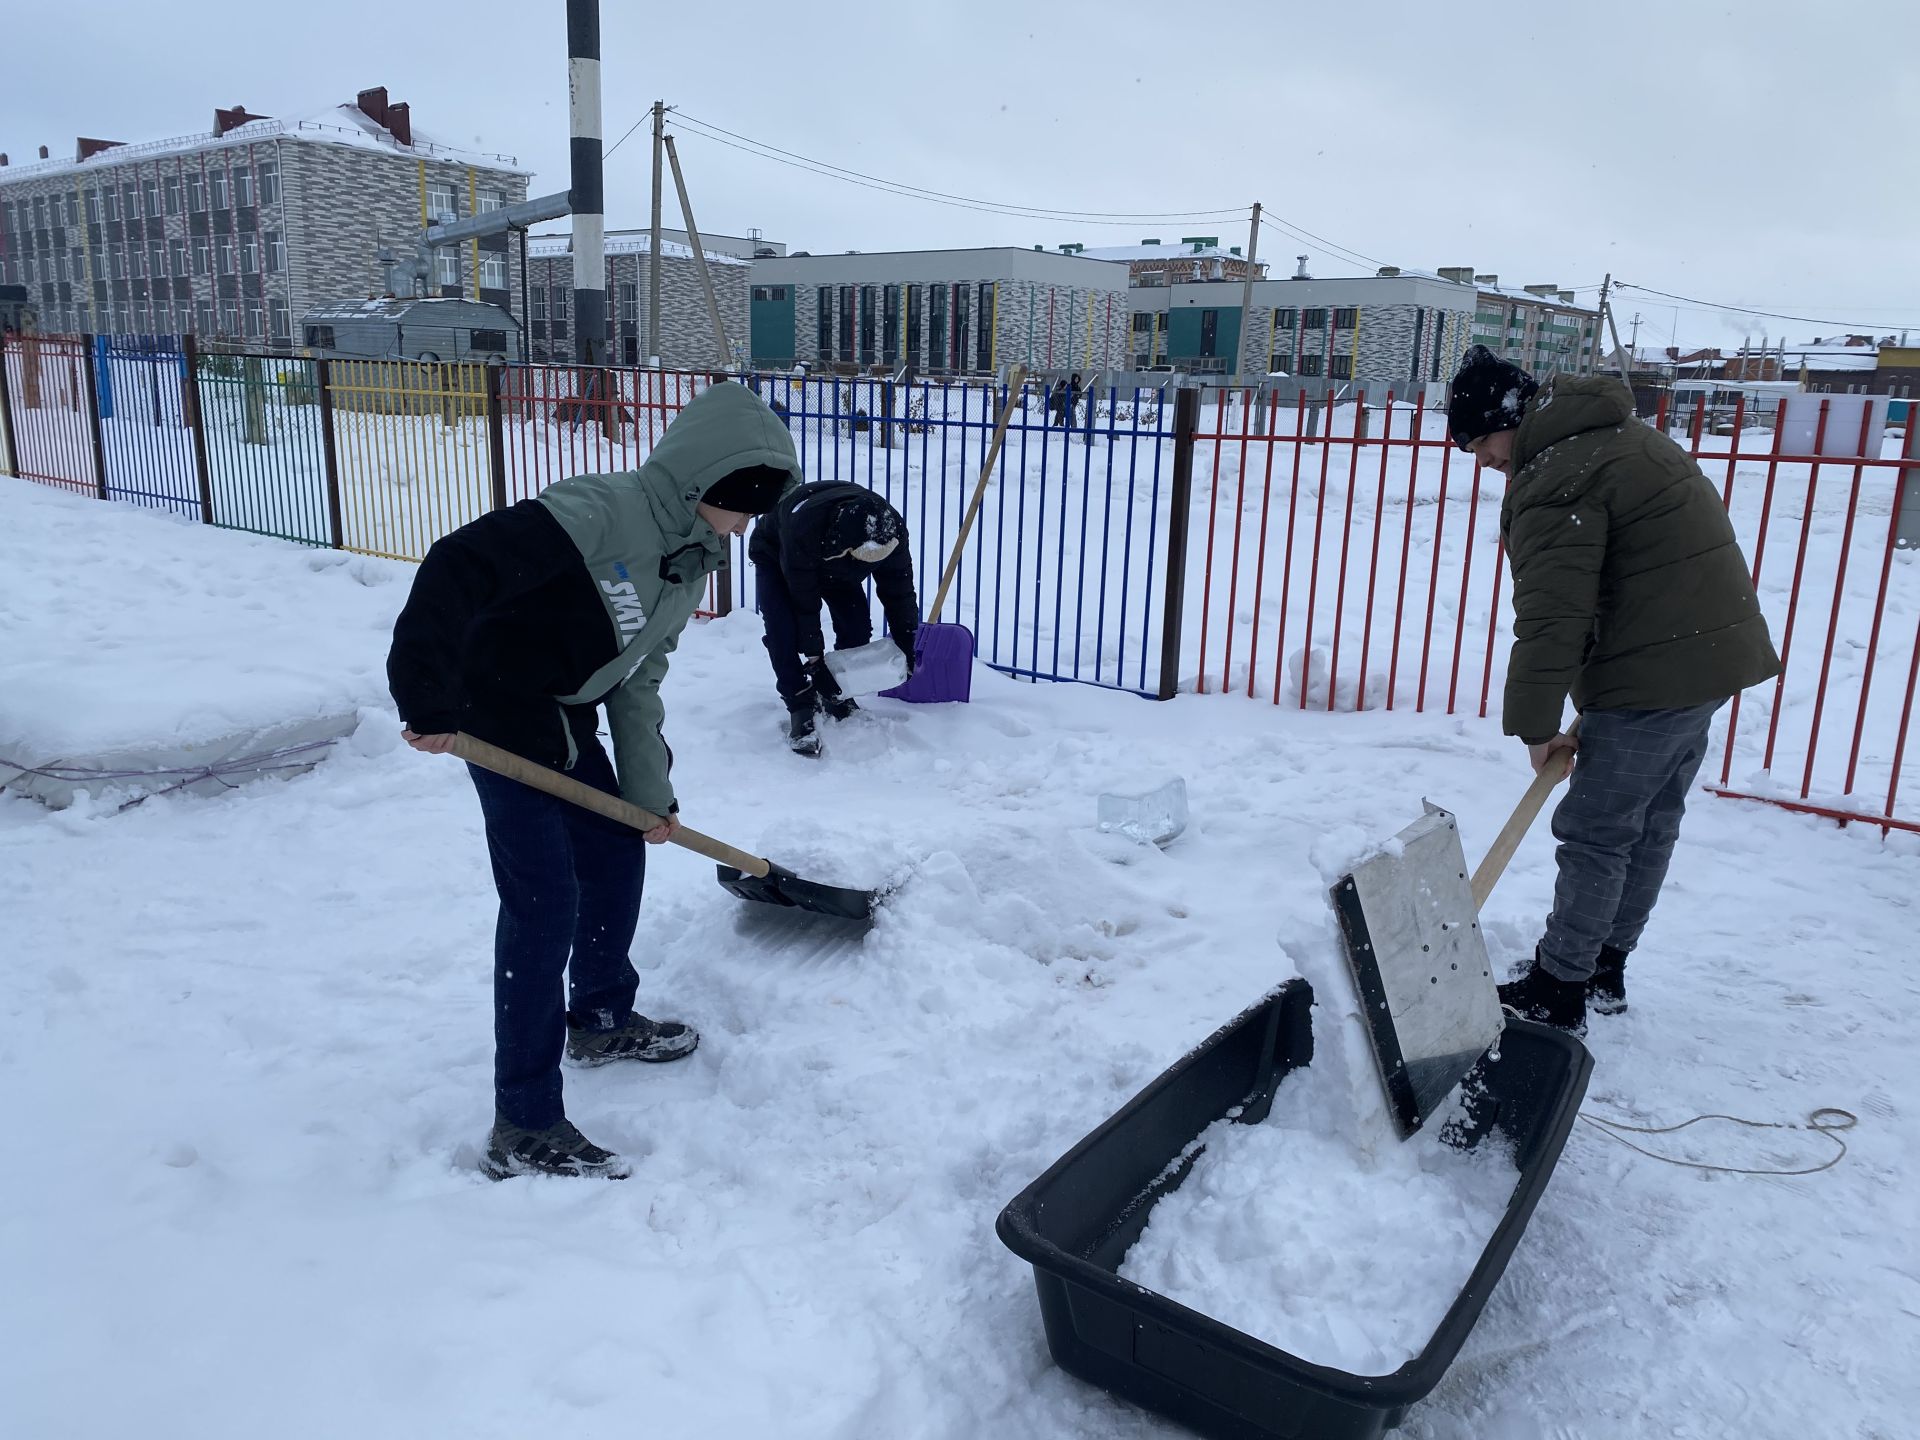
[{"left": 748, "top": 481, "right": 920, "bottom": 656}]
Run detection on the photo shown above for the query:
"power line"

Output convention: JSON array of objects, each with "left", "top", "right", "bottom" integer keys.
[
  {"left": 1613, "top": 282, "right": 1914, "bottom": 333},
  {"left": 1257, "top": 210, "right": 1393, "bottom": 274},
  {"left": 645, "top": 111, "right": 1244, "bottom": 228}
]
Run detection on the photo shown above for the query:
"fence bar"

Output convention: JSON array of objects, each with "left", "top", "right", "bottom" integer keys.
[
  {"left": 1158, "top": 387, "right": 1200, "bottom": 700},
  {"left": 485, "top": 365, "right": 507, "bottom": 513},
  {"left": 1243, "top": 392, "right": 1282, "bottom": 698},
  {"left": 1268, "top": 394, "right": 1309, "bottom": 706},
  {"left": 1448, "top": 462, "right": 1485, "bottom": 713},
  {"left": 1195, "top": 388, "right": 1230, "bottom": 693},
  {"left": 1762, "top": 399, "right": 1833, "bottom": 770},
  {"left": 0, "top": 337, "right": 16, "bottom": 477},
  {"left": 1326, "top": 389, "right": 1369, "bottom": 712},
  {"left": 1355, "top": 390, "right": 1396, "bottom": 711},
  {"left": 1719, "top": 413, "right": 1789, "bottom": 786},
  {"left": 81, "top": 337, "right": 108, "bottom": 501},
  {"left": 1798, "top": 403, "right": 1876, "bottom": 798},
  {"left": 1386, "top": 393, "right": 1425, "bottom": 710},
  {"left": 1417, "top": 434, "right": 1453, "bottom": 713},
  {"left": 1845, "top": 440, "right": 1913, "bottom": 797},
  {"left": 316, "top": 358, "right": 344, "bottom": 550},
  {"left": 182, "top": 336, "right": 215, "bottom": 525}
]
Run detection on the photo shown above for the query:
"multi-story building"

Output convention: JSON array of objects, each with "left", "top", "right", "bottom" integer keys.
[
  {"left": 1070, "top": 239, "right": 1263, "bottom": 291},
  {"left": 0, "top": 87, "right": 529, "bottom": 349},
  {"left": 746, "top": 247, "right": 1131, "bottom": 376},
  {"left": 1438, "top": 268, "right": 1598, "bottom": 376},
  {"left": 524, "top": 230, "right": 751, "bottom": 368},
  {"left": 1131, "top": 270, "right": 1475, "bottom": 393}
]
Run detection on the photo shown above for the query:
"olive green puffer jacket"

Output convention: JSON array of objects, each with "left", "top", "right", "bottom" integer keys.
[{"left": 1500, "top": 375, "right": 1780, "bottom": 742}]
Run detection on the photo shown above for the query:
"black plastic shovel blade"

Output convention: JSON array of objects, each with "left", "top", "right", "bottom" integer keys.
[{"left": 715, "top": 862, "right": 879, "bottom": 923}]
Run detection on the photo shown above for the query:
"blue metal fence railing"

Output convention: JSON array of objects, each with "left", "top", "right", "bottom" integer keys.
[{"left": 95, "top": 334, "right": 201, "bottom": 518}]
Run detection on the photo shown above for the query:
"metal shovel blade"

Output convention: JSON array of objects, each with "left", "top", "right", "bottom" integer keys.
[
  {"left": 881, "top": 622, "right": 974, "bottom": 704},
  {"left": 1328, "top": 803, "right": 1505, "bottom": 1137},
  {"left": 715, "top": 861, "right": 879, "bottom": 923}
]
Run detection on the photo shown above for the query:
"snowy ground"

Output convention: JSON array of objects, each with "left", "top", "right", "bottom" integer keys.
[{"left": 3, "top": 478, "right": 1919, "bottom": 1439}]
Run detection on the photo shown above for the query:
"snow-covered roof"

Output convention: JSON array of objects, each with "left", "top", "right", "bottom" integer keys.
[
  {"left": 0, "top": 102, "right": 528, "bottom": 184},
  {"left": 303, "top": 296, "right": 510, "bottom": 322},
  {"left": 1076, "top": 244, "right": 1247, "bottom": 264},
  {"left": 525, "top": 231, "right": 749, "bottom": 266}
]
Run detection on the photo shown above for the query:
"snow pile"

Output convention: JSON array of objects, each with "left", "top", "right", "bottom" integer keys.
[{"left": 1121, "top": 1065, "right": 1515, "bottom": 1376}]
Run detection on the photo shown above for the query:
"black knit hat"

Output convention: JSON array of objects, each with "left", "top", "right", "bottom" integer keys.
[
  {"left": 699, "top": 464, "right": 788, "bottom": 515},
  {"left": 826, "top": 501, "right": 904, "bottom": 561},
  {"left": 1447, "top": 345, "right": 1539, "bottom": 450}
]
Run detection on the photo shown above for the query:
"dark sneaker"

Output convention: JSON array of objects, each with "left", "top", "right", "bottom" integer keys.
[
  {"left": 1498, "top": 952, "right": 1588, "bottom": 1036},
  {"left": 481, "top": 1116, "right": 632, "bottom": 1181},
  {"left": 823, "top": 694, "right": 860, "bottom": 722},
  {"left": 567, "top": 1011, "right": 701, "bottom": 1066},
  {"left": 787, "top": 705, "right": 821, "bottom": 757},
  {"left": 1588, "top": 945, "right": 1628, "bottom": 1015}
]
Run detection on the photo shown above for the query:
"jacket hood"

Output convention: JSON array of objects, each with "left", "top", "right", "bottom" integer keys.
[
  {"left": 640, "top": 381, "right": 804, "bottom": 538},
  {"left": 1512, "top": 375, "right": 1635, "bottom": 471}
]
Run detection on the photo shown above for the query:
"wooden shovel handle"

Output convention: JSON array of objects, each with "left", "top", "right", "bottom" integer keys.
[
  {"left": 1469, "top": 718, "right": 1581, "bottom": 908},
  {"left": 927, "top": 365, "right": 1027, "bottom": 624},
  {"left": 449, "top": 732, "right": 771, "bottom": 878}
]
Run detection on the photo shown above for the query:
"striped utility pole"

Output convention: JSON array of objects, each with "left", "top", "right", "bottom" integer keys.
[{"left": 567, "top": 0, "right": 607, "bottom": 365}]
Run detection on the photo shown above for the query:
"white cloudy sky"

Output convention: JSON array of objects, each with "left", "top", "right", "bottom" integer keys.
[{"left": 6, "top": 0, "right": 1916, "bottom": 349}]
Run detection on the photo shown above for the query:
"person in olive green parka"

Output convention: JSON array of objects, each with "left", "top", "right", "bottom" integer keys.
[{"left": 1447, "top": 346, "right": 1780, "bottom": 1034}]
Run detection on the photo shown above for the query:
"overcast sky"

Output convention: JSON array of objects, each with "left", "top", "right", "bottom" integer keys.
[{"left": 6, "top": 1, "right": 1916, "bottom": 350}]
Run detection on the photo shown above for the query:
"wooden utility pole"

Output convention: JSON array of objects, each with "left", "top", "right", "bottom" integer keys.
[
  {"left": 1236, "top": 202, "right": 1262, "bottom": 385},
  {"left": 648, "top": 99, "right": 664, "bottom": 367},
  {"left": 662, "top": 132, "right": 732, "bottom": 367}
]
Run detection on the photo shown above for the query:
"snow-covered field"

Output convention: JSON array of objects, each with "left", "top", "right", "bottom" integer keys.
[{"left": 4, "top": 477, "right": 1919, "bottom": 1440}]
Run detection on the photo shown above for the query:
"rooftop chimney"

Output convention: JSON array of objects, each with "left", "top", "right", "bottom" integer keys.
[
  {"left": 1557, "top": 290, "right": 1575, "bottom": 305},
  {"left": 38, "top": 145, "right": 49, "bottom": 160},
  {"left": 76, "top": 137, "right": 124, "bottom": 162},
  {"left": 1473, "top": 273, "right": 1497, "bottom": 287},
  {"left": 1523, "top": 283, "right": 1558, "bottom": 298},
  {"left": 386, "top": 102, "right": 412, "bottom": 146},
  {"left": 1377, "top": 265, "right": 1401, "bottom": 277},
  {"left": 1141, "top": 238, "right": 1160, "bottom": 246},
  {"left": 1293, "top": 255, "right": 1310, "bottom": 279},
  {"left": 213, "top": 105, "right": 271, "bottom": 138},
  {"left": 0, "top": 155, "right": 8, "bottom": 168},
  {"left": 1436, "top": 265, "right": 1475, "bottom": 284},
  {"left": 356, "top": 87, "right": 391, "bottom": 129}
]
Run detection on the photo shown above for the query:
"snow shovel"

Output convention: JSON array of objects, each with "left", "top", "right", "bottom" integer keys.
[
  {"left": 882, "top": 365, "right": 1028, "bottom": 704},
  {"left": 1328, "top": 731, "right": 1579, "bottom": 1137},
  {"left": 449, "top": 733, "right": 879, "bottom": 922}
]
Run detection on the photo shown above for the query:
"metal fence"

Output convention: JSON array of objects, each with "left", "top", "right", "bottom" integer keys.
[{"left": 6, "top": 331, "right": 1917, "bottom": 832}]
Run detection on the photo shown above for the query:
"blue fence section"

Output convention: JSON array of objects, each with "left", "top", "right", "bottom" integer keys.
[
  {"left": 739, "top": 374, "right": 1179, "bottom": 695},
  {"left": 95, "top": 334, "right": 200, "bottom": 517}
]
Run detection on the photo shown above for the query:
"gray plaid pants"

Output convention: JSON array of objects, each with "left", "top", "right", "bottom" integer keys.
[{"left": 1538, "top": 701, "right": 1724, "bottom": 983}]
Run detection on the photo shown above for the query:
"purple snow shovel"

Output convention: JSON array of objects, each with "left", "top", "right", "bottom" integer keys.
[{"left": 882, "top": 365, "right": 1028, "bottom": 704}]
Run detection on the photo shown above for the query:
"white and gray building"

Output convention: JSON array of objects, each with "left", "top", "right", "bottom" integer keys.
[
  {"left": 0, "top": 87, "right": 529, "bottom": 349},
  {"left": 746, "top": 247, "right": 1132, "bottom": 376}
]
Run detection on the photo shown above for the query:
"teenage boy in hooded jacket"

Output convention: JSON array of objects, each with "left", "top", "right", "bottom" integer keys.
[
  {"left": 388, "top": 382, "right": 801, "bottom": 1179},
  {"left": 1446, "top": 346, "right": 1779, "bottom": 1035}
]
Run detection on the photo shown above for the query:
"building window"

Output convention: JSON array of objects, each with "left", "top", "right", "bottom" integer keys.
[
  {"left": 977, "top": 282, "right": 993, "bottom": 371},
  {"left": 838, "top": 284, "right": 854, "bottom": 363},
  {"left": 1333, "top": 307, "right": 1357, "bottom": 329},
  {"left": 478, "top": 189, "right": 503, "bottom": 214},
  {"left": 469, "top": 328, "right": 508, "bottom": 354},
  {"left": 953, "top": 283, "right": 969, "bottom": 371},
  {"left": 123, "top": 184, "right": 139, "bottom": 221},
  {"left": 244, "top": 304, "right": 264, "bottom": 338},
  {"left": 210, "top": 170, "right": 229, "bottom": 209},
  {"left": 186, "top": 174, "right": 205, "bottom": 213},
  {"left": 882, "top": 284, "right": 900, "bottom": 363},
  {"left": 266, "top": 233, "right": 285, "bottom": 274},
  {"left": 927, "top": 287, "right": 946, "bottom": 370},
  {"left": 1302, "top": 308, "right": 1327, "bottom": 330},
  {"left": 306, "top": 323, "right": 336, "bottom": 349},
  {"left": 196, "top": 301, "right": 215, "bottom": 335},
  {"left": 551, "top": 286, "right": 569, "bottom": 321},
  {"left": 1274, "top": 306, "right": 1296, "bottom": 331},
  {"left": 859, "top": 284, "right": 877, "bottom": 364},
  {"left": 241, "top": 238, "right": 259, "bottom": 275},
  {"left": 217, "top": 240, "right": 235, "bottom": 275},
  {"left": 235, "top": 169, "right": 254, "bottom": 208},
  {"left": 220, "top": 301, "right": 239, "bottom": 335},
  {"left": 1133, "top": 271, "right": 1165, "bottom": 288},
  {"left": 149, "top": 242, "right": 166, "bottom": 278},
  {"left": 428, "top": 181, "right": 457, "bottom": 224},
  {"left": 103, "top": 188, "right": 121, "bottom": 221},
  {"left": 903, "top": 285, "right": 920, "bottom": 367},
  {"left": 1330, "top": 353, "right": 1353, "bottom": 380},
  {"left": 192, "top": 239, "right": 210, "bottom": 276},
  {"left": 531, "top": 287, "right": 547, "bottom": 322},
  {"left": 162, "top": 176, "right": 180, "bottom": 215},
  {"left": 436, "top": 247, "right": 460, "bottom": 287},
  {"left": 82, "top": 189, "right": 100, "bottom": 223},
  {"left": 110, "top": 249, "right": 127, "bottom": 280},
  {"left": 64, "top": 193, "right": 78, "bottom": 227},
  {"left": 259, "top": 164, "right": 280, "bottom": 206},
  {"left": 270, "top": 300, "right": 290, "bottom": 339},
  {"left": 1132, "top": 312, "right": 1154, "bottom": 334},
  {"left": 1297, "top": 353, "right": 1324, "bottom": 377},
  {"left": 617, "top": 280, "right": 637, "bottom": 327},
  {"left": 482, "top": 252, "right": 508, "bottom": 290},
  {"left": 141, "top": 179, "right": 159, "bottom": 217},
  {"left": 816, "top": 287, "right": 832, "bottom": 354}
]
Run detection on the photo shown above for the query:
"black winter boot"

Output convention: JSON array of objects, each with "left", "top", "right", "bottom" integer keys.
[
  {"left": 567, "top": 1011, "right": 701, "bottom": 1066},
  {"left": 1498, "top": 951, "right": 1588, "bottom": 1036},
  {"left": 787, "top": 704, "right": 821, "bottom": 757},
  {"left": 481, "top": 1116, "right": 632, "bottom": 1181},
  {"left": 823, "top": 694, "right": 860, "bottom": 721},
  {"left": 1588, "top": 945, "right": 1628, "bottom": 1015}
]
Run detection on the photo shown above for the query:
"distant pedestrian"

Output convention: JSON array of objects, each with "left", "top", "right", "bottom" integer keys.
[
  {"left": 749, "top": 480, "right": 919, "bottom": 757},
  {"left": 1446, "top": 345, "right": 1780, "bottom": 1034}
]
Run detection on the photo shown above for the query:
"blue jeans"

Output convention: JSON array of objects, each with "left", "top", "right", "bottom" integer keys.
[
  {"left": 467, "top": 739, "right": 645, "bottom": 1128},
  {"left": 1539, "top": 702, "right": 1723, "bottom": 983}
]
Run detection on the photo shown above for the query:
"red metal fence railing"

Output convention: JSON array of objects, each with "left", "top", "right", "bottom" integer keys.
[
  {"left": 1187, "top": 385, "right": 1920, "bottom": 834},
  {"left": 1, "top": 334, "right": 102, "bottom": 497}
]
